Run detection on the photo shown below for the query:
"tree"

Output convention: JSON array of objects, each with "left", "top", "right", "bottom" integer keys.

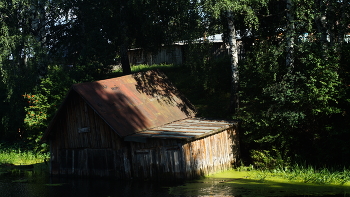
[
  {"left": 285, "top": 0, "right": 294, "bottom": 70},
  {"left": 119, "top": 0, "right": 131, "bottom": 75},
  {"left": 238, "top": 0, "right": 350, "bottom": 165},
  {"left": 200, "top": 0, "right": 269, "bottom": 114},
  {"left": 123, "top": 0, "right": 204, "bottom": 72},
  {"left": 46, "top": 0, "right": 203, "bottom": 75},
  {"left": 0, "top": 0, "right": 50, "bottom": 140},
  {"left": 46, "top": 0, "right": 117, "bottom": 80}
]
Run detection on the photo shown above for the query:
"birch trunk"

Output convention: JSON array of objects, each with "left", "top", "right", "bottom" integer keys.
[
  {"left": 32, "top": 1, "right": 48, "bottom": 77},
  {"left": 315, "top": 0, "right": 328, "bottom": 47},
  {"left": 286, "top": 0, "right": 295, "bottom": 71},
  {"left": 339, "top": 0, "right": 348, "bottom": 45},
  {"left": 226, "top": 11, "right": 239, "bottom": 114}
]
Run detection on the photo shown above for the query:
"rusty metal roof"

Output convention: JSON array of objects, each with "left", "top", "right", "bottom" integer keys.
[
  {"left": 71, "top": 70, "right": 196, "bottom": 137},
  {"left": 124, "top": 118, "right": 236, "bottom": 142}
]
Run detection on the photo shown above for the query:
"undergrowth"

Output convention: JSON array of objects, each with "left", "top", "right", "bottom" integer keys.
[
  {"left": 0, "top": 144, "right": 49, "bottom": 165},
  {"left": 236, "top": 164, "right": 350, "bottom": 185},
  {"left": 278, "top": 165, "right": 350, "bottom": 185},
  {"left": 237, "top": 148, "right": 350, "bottom": 185}
]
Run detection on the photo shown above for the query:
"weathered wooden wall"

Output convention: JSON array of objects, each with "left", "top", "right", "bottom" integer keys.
[
  {"left": 127, "top": 41, "right": 246, "bottom": 66},
  {"left": 49, "top": 91, "right": 239, "bottom": 180},
  {"left": 49, "top": 91, "right": 127, "bottom": 176},
  {"left": 129, "top": 127, "right": 239, "bottom": 180},
  {"left": 128, "top": 45, "right": 183, "bottom": 65}
]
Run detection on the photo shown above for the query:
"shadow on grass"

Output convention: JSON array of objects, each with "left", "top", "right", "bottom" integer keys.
[
  {"left": 0, "top": 162, "right": 48, "bottom": 170},
  {"left": 0, "top": 162, "right": 49, "bottom": 176}
]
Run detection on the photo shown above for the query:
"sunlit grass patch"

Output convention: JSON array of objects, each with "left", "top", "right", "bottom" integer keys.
[
  {"left": 130, "top": 63, "right": 176, "bottom": 72},
  {"left": 0, "top": 147, "right": 49, "bottom": 165},
  {"left": 192, "top": 168, "right": 350, "bottom": 196},
  {"left": 222, "top": 166, "right": 350, "bottom": 186},
  {"left": 275, "top": 165, "right": 350, "bottom": 185},
  {"left": 111, "top": 63, "right": 177, "bottom": 75},
  {"left": 171, "top": 169, "right": 350, "bottom": 197}
]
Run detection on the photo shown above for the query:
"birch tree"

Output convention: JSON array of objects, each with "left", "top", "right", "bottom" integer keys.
[
  {"left": 238, "top": 0, "right": 350, "bottom": 165},
  {"left": 202, "top": 0, "right": 269, "bottom": 114},
  {"left": 285, "top": 0, "right": 294, "bottom": 70},
  {"left": 224, "top": 10, "right": 240, "bottom": 114},
  {"left": 0, "top": 0, "right": 50, "bottom": 139}
]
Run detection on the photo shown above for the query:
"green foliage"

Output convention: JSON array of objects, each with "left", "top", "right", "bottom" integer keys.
[
  {"left": 23, "top": 94, "right": 48, "bottom": 129},
  {"left": 129, "top": 0, "right": 204, "bottom": 48},
  {"left": 0, "top": 144, "right": 49, "bottom": 165},
  {"left": 238, "top": 38, "right": 345, "bottom": 164},
  {"left": 182, "top": 42, "right": 233, "bottom": 118},
  {"left": 202, "top": 0, "right": 269, "bottom": 29},
  {"left": 0, "top": 0, "right": 50, "bottom": 140},
  {"left": 22, "top": 66, "right": 74, "bottom": 152},
  {"left": 251, "top": 148, "right": 290, "bottom": 170},
  {"left": 184, "top": 42, "right": 231, "bottom": 95}
]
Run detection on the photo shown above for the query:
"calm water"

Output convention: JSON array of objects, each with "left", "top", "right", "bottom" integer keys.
[
  {"left": 0, "top": 166, "right": 176, "bottom": 197},
  {"left": 0, "top": 165, "right": 350, "bottom": 197}
]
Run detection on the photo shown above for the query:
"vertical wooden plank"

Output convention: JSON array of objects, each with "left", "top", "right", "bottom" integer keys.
[{"left": 73, "top": 94, "right": 81, "bottom": 148}]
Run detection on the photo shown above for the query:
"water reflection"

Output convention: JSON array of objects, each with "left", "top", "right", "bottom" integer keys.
[
  {"left": 1, "top": 165, "right": 350, "bottom": 197},
  {"left": 169, "top": 177, "right": 350, "bottom": 197},
  {"left": 0, "top": 165, "right": 177, "bottom": 197}
]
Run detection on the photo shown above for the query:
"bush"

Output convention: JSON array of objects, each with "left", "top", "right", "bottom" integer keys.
[
  {"left": 22, "top": 65, "right": 74, "bottom": 152},
  {"left": 239, "top": 41, "right": 346, "bottom": 166}
]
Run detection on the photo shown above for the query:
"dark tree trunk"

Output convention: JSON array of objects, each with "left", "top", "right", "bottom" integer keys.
[
  {"left": 120, "top": 44, "right": 131, "bottom": 75},
  {"left": 120, "top": 0, "right": 131, "bottom": 75}
]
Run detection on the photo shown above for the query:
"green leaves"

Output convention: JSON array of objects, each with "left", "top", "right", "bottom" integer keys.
[
  {"left": 22, "top": 65, "right": 73, "bottom": 151},
  {"left": 238, "top": 29, "right": 348, "bottom": 165},
  {"left": 202, "top": 0, "right": 268, "bottom": 29}
]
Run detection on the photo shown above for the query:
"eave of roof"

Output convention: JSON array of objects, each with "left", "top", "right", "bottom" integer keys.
[{"left": 124, "top": 118, "right": 237, "bottom": 143}]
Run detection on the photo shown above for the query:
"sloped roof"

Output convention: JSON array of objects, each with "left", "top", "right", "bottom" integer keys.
[{"left": 45, "top": 70, "right": 197, "bottom": 139}]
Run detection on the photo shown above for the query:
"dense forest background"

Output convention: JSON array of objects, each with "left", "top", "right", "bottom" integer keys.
[{"left": 0, "top": 0, "right": 350, "bottom": 168}]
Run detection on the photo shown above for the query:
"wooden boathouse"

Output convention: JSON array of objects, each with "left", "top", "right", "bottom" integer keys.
[{"left": 43, "top": 70, "right": 240, "bottom": 180}]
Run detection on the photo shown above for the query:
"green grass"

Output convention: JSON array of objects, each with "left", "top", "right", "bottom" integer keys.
[
  {"left": 107, "top": 63, "right": 176, "bottom": 78},
  {"left": 170, "top": 169, "right": 350, "bottom": 197},
  {"left": 0, "top": 147, "right": 49, "bottom": 165},
  {"left": 130, "top": 63, "right": 176, "bottom": 73},
  {"left": 235, "top": 165, "right": 350, "bottom": 185},
  {"left": 277, "top": 165, "right": 350, "bottom": 185}
]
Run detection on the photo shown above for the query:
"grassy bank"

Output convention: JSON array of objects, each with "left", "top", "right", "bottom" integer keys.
[
  {"left": 234, "top": 165, "right": 350, "bottom": 186},
  {"left": 0, "top": 146, "right": 49, "bottom": 165},
  {"left": 170, "top": 168, "right": 350, "bottom": 196}
]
